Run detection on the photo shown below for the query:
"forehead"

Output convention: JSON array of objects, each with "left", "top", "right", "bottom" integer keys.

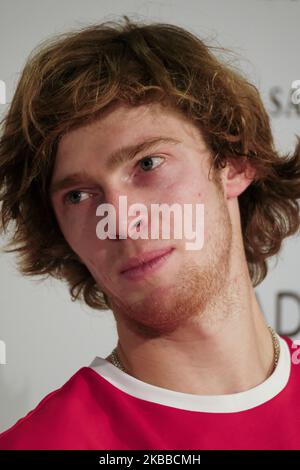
[
  {"left": 57, "top": 101, "right": 206, "bottom": 157},
  {"left": 50, "top": 101, "right": 213, "bottom": 197}
]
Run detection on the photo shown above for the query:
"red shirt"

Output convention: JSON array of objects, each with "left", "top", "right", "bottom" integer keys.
[{"left": 0, "top": 334, "right": 299, "bottom": 449}]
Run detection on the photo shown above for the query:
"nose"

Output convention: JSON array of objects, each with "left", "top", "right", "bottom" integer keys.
[{"left": 96, "top": 189, "right": 149, "bottom": 240}]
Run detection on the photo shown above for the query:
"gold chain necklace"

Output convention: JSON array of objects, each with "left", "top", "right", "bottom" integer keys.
[{"left": 109, "top": 325, "right": 280, "bottom": 376}]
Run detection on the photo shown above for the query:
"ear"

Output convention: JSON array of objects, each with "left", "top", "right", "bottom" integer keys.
[{"left": 222, "top": 157, "right": 257, "bottom": 199}]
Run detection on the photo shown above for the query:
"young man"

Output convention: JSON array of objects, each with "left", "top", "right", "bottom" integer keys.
[{"left": 0, "top": 16, "right": 300, "bottom": 450}]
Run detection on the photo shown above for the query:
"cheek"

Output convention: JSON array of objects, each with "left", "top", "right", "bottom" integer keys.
[
  {"left": 151, "top": 176, "right": 211, "bottom": 248},
  {"left": 56, "top": 208, "right": 100, "bottom": 258},
  {"left": 160, "top": 172, "right": 209, "bottom": 206},
  {"left": 174, "top": 179, "right": 214, "bottom": 253},
  {"left": 64, "top": 227, "right": 109, "bottom": 283}
]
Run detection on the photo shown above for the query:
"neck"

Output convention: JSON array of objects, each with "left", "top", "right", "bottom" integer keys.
[{"left": 107, "top": 254, "right": 275, "bottom": 396}]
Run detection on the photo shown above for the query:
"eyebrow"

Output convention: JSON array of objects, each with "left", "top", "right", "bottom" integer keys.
[{"left": 50, "top": 136, "right": 181, "bottom": 195}]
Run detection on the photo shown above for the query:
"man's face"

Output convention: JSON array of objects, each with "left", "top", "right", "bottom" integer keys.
[{"left": 50, "top": 102, "right": 232, "bottom": 336}]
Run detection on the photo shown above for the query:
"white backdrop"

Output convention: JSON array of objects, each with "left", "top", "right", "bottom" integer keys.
[{"left": 0, "top": 0, "right": 300, "bottom": 433}]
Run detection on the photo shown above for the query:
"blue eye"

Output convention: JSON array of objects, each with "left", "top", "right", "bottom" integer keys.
[
  {"left": 62, "top": 156, "right": 164, "bottom": 206},
  {"left": 64, "top": 190, "right": 90, "bottom": 205},
  {"left": 138, "top": 156, "right": 164, "bottom": 172}
]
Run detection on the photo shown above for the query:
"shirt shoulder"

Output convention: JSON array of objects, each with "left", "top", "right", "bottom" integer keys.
[{"left": 0, "top": 366, "right": 97, "bottom": 449}]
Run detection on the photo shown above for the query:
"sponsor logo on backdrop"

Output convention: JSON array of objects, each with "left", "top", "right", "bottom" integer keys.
[
  {"left": 291, "top": 80, "right": 300, "bottom": 105},
  {"left": 257, "top": 290, "right": 300, "bottom": 339},
  {"left": 268, "top": 82, "right": 300, "bottom": 117}
]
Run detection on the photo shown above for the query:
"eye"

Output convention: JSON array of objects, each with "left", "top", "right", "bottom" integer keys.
[
  {"left": 137, "top": 155, "right": 164, "bottom": 172},
  {"left": 63, "top": 190, "right": 91, "bottom": 205}
]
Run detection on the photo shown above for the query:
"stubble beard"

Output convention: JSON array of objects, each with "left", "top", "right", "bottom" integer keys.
[{"left": 109, "top": 192, "right": 233, "bottom": 339}]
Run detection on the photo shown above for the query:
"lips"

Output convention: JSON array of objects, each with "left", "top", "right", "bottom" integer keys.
[{"left": 120, "top": 247, "right": 174, "bottom": 274}]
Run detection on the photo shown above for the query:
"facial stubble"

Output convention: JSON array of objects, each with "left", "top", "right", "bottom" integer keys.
[{"left": 108, "top": 186, "right": 233, "bottom": 339}]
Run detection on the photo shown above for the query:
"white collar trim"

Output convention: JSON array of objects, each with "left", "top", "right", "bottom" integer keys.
[{"left": 88, "top": 334, "right": 291, "bottom": 413}]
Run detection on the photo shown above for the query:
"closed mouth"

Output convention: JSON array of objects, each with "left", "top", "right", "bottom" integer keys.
[{"left": 120, "top": 247, "right": 175, "bottom": 280}]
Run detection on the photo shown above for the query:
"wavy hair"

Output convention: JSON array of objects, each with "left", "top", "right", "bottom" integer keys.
[{"left": 1, "top": 15, "right": 300, "bottom": 310}]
